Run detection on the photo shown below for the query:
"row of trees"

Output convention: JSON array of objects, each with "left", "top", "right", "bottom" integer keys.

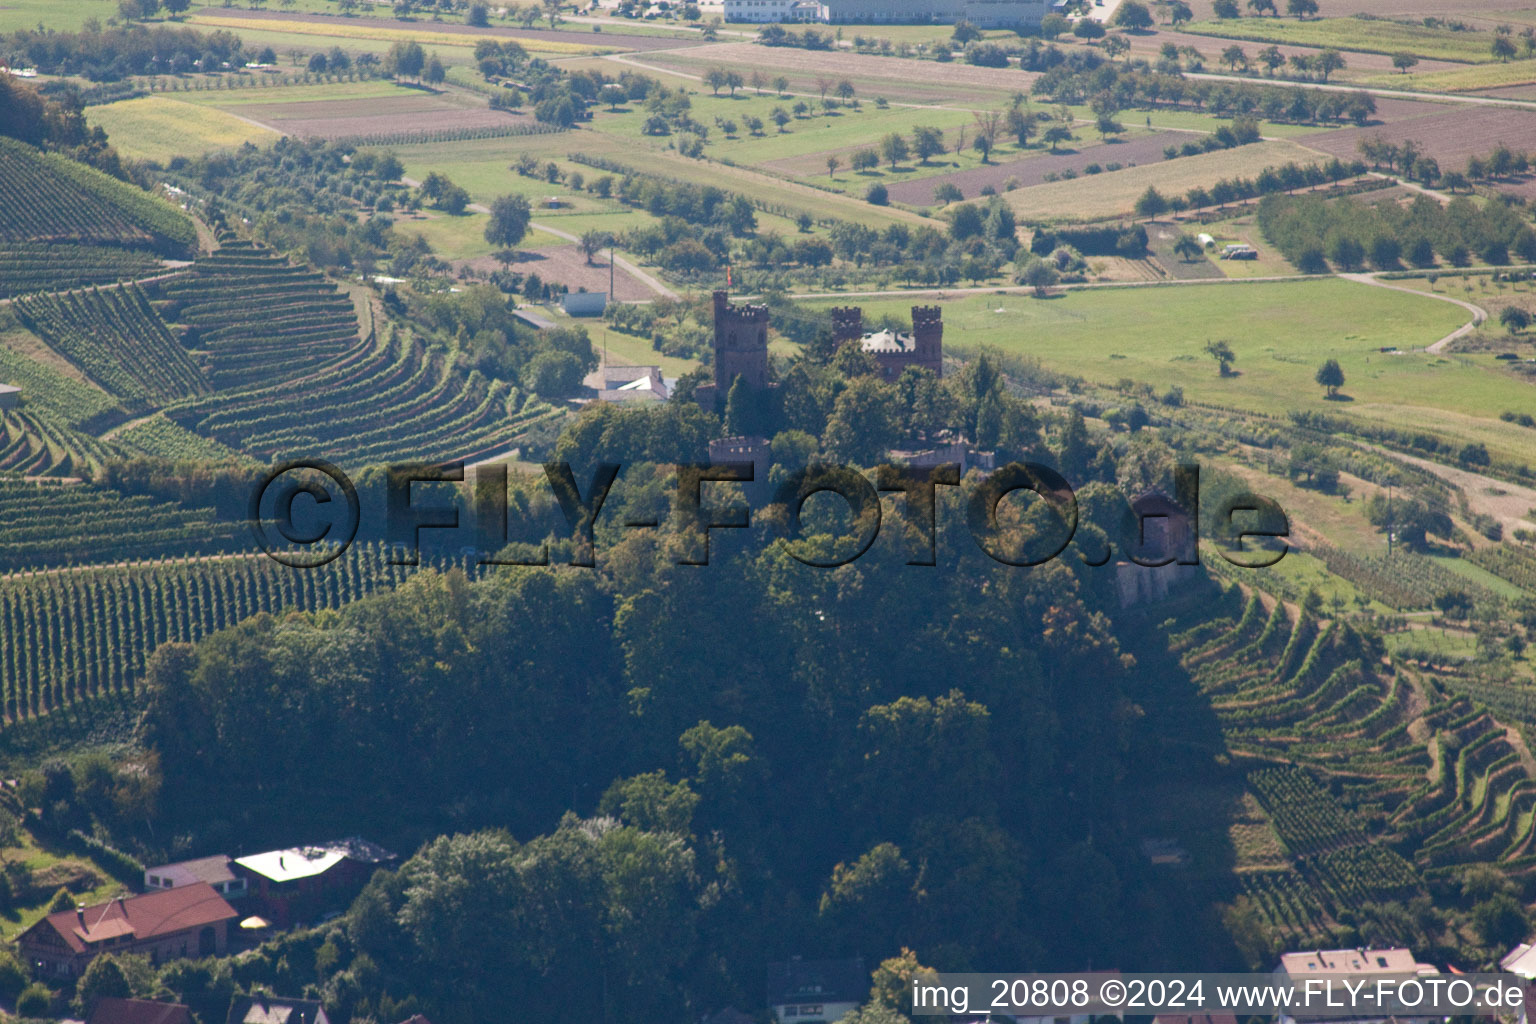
[{"left": 1258, "top": 191, "right": 1536, "bottom": 272}]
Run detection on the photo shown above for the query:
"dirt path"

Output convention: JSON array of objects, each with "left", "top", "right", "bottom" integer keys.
[
  {"left": 1360, "top": 441, "right": 1536, "bottom": 535},
  {"left": 1337, "top": 272, "right": 1486, "bottom": 352},
  {"left": 530, "top": 220, "right": 678, "bottom": 299}
]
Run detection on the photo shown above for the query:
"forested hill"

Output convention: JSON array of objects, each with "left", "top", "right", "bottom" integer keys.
[{"left": 136, "top": 515, "right": 1172, "bottom": 1020}]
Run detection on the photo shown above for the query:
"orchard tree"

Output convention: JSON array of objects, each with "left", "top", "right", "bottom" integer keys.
[
  {"left": 912, "top": 125, "right": 946, "bottom": 164},
  {"left": 1134, "top": 185, "right": 1169, "bottom": 219},
  {"left": 485, "top": 193, "right": 532, "bottom": 249},
  {"left": 1392, "top": 51, "right": 1419, "bottom": 73},
  {"left": 1502, "top": 306, "right": 1531, "bottom": 334},
  {"left": 1172, "top": 235, "right": 1205, "bottom": 262},
  {"left": 1113, "top": 0, "right": 1154, "bottom": 29},
  {"left": 1019, "top": 259, "right": 1060, "bottom": 297},
  {"left": 386, "top": 39, "right": 426, "bottom": 80},
  {"left": 1285, "top": 0, "right": 1318, "bottom": 18},
  {"left": 579, "top": 230, "right": 611, "bottom": 265},
  {"left": 1315, "top": 358, "right": 1345, "bottom": 397},
  {"left": 1206, "top": 339, "right": 1236, "bottom": 376}
]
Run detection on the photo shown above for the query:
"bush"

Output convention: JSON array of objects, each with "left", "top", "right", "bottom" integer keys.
[
  {"left": 17, "top": 983, "right": 51, "bottom": 1017},
  {"left": 0, "top": 951, "right": 26, "bottom": 1001},
  {"left": 866, "top": 183, "right": 889, "bottom": 206}
]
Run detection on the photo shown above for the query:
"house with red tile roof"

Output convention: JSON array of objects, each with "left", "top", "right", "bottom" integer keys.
[
  {"left": 17, "top": 882, "right": 237, "bottom": 979},
  {"left": 86, "top": 997, "right": 194, "bottom": 1024}
]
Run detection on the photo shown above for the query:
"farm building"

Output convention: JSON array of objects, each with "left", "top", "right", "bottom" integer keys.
[
  {"left": 561, "top": 290, "right": 608, "bottom": 316},
  {"left": 18, "top": 883, "right": 238, "bottom": 978},
  {"left": 0, "top": 384, "right": 18, "bottom": 410}
]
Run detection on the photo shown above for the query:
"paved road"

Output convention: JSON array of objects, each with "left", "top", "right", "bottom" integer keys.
[
  {"left": 1187, "top": 70, "right": 1536, "bottom": 111},
  {"left": 1337, "top": 272, "right": 1487, "bottom": 353}
]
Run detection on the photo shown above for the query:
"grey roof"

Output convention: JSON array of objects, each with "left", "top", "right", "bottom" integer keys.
[
  {"left": 145, "top": 855, "right": 237, "bottom": 887},
  {"left": 226, "top": 995, "right": 329, "bottom": 1024},
  {"left": 766, "top": 958, "right": 867, "bottom": 1006}
]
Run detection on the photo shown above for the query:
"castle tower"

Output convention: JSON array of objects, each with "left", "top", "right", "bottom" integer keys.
[
  {"left": 910, "top": 305, "right": 943, "bottom": 377},
  {"left": 830, "top": 306, "right": 864, "bottom": 345},
  {"left": 712, "top": 290, "right": 770, "bottom": 393}
]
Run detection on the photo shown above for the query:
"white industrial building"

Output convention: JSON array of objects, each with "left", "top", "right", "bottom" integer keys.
[
  {"left": 722, "top": 0, "right": 820, "bottom": 21},
  {"left": 725, "top": 0, "right": 1048, "bottom": 26}
]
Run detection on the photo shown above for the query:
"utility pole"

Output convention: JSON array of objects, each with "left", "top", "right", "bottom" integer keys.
[
  {"left": 609, "top": 243, "right": 614, "bottom": 301},
  {"left": 1386, "top": 483, "right": 1393, "bottom": 557}
]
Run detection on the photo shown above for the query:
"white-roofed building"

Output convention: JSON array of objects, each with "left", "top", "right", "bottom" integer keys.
[
  {"left": 232, "top": 837, "right": 395, "bottom": 927},
  {"left": 1273, "top": 948, "right": 1439, "bottom": 1024},
  {"left": 598, "top": 365, "right": 670, "bottom": 402}
]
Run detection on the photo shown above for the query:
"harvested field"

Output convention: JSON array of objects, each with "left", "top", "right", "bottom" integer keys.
[
  {"left": 623, "top": 42, "right": 1038, "bottom": 104},
  {"left": 884, "top": 132, "right": 1206, "bottom": 205},
  {"left": 1298, "top": 104, "right": 1536, "bottom": 166},
  {"left": 190, "top": 7, "right": 705, "bottom": 51},
  {"left": 87, "top": 96, "right": 279, "bottom": 163},
  {"left": 466, "top": 246, "right": 654, "bottom": 303},
  {"left": 189, "top": 11, "right": 619, "bottom": 55},
  {"left": 1179, "top": 17, "right": 1502, "bottom": 62},
  {"left": 1095, "top": 29, "right": 1465, "bottom": 76},
  {"left": 234, "top": 95, "right": 535, "bottom": 140},
  {"left": 1002, "top": 138, "right": 1326, "bottom": 221},
  {"left": 1173, "top": 0, "right": 1527, "bottom": 16}
]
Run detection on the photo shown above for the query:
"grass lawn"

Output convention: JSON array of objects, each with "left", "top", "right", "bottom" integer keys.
[
  {"left": 1003, "top": 139, "right": 1326, "bottom": 221},
  {"left": 1358, "top": 59, "right": 1536, "bottom": 92},
  {"left": 593, "top": 329, "right": 701, "bottom": 378},
  {"left": 0, "top": 0, "right": 119, "bottom": 31},
  {"left": 394, "top": 211, "right": 558, "bottom": 260},
  {"left": 179, "top": 23, "right": 478, "bottom": 62},
  {"left": 0, "top": 830, "right": 124, "bottom": 941},
  {"left": 87, "top": 96, "right": 279, "bottom": 163},
  {"left": 800, "top": 279, "right": 1511, "bottom": 426},
  {"left": 1179, "top": 17, "right": 1498, "bottom": 63},
  {"left": 184, "top": 78, "right": 419, "bottom": 107}
]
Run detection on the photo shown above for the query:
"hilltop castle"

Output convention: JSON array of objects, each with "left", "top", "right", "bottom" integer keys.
[{"left": 830, "top": 304, "right": 944, "bottom": 382}]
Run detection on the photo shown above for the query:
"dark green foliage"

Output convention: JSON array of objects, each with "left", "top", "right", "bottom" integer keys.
[{"left": 1259, "top": 192, "right": 1530, "bottom": 272}]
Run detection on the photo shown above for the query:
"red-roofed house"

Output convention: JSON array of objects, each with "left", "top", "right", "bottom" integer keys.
[
  {"left": 87, "top": 997, "right": 194, "bottom": 1024},
  {"left": 18, "top": 882, "right": 238, "bottom": 979}
]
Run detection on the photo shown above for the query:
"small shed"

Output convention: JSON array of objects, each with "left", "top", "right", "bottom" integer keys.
[
  {"left": 0, "top": 384, "right": 19, "bottom": 411},
  {"left": 561, "top": 291, "right": 608, "bottom": 317}
]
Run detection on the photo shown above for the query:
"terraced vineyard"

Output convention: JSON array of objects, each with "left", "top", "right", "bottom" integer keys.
[
  {"left": 1168, "top": 591, "right": 1536, "bottom": 942},
  {"left": 0, "top": 408, "right": 115, "bottom": 477},
  {"left": 157, "top": 241, "right": 371, "bottom": 390},
  {"left": 0, "top": 475, "right": 225, "bottom": 570},
  {"left": 0, "top": 543, "right": 430, "bottom": 721},
  {"left": 171, "top": 323, "right": 558, "bottom": 468},
  {"left": 0, "top": 137, "right": 195, "bottom": 253},
  {"left": 0, "top": 244, "right": 166, "bottom": 300},
  {"left": 13, "top": 286, "right": 210, "bottom": 409}
]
